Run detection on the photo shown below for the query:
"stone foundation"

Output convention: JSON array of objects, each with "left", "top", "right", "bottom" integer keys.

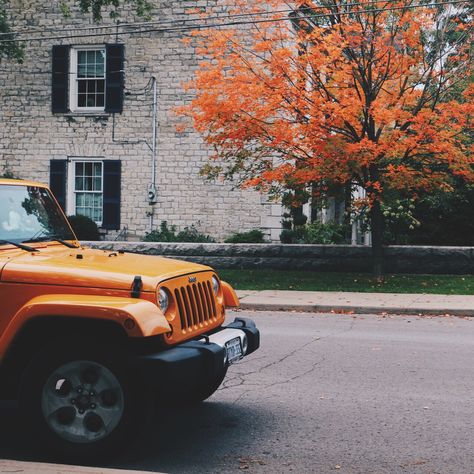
[{"left": 83, "top": 242, "right": 474, "bottom": 274}]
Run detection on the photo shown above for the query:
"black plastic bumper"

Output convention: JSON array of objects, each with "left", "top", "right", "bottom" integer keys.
[
  {"left": 131, "top": 317, "right": 260, "bottom": 392},
  {"left": 225, "top": 317, "right": 260, "bottom": 355}
]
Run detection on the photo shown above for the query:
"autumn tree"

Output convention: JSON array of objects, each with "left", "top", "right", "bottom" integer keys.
[{"left": 180, "top": 0, "right": 473, "bottom": 277}]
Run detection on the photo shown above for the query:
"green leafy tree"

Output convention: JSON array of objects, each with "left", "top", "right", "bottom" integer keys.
[
  {"left": 68, "top": 214, "right": 101, "bottom": 240},
  {"left": 384, "top": 179, "right": 474, "bottom": 246},
  {"left": 65, "top": 0, "right": 151, "bottom": 21},
  {"left": 0, "top": 1, "right": 24, "bottom": 63},
  {"left": 0, "top": 0, "right": 152, "bottom": 63}
]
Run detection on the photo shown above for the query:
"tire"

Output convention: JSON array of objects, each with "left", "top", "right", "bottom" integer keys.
[{"left": 18, "top": 339, "right": 148, "bottom": 462}]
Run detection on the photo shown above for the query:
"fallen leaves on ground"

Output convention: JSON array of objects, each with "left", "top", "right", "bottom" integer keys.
[{"left": 238, "top": 457, "right": 267, "bottom": 470}]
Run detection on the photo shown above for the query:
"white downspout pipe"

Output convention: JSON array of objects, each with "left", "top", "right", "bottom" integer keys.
[{"left": 148, "top": 76, "right": 158, "bottom": 231}]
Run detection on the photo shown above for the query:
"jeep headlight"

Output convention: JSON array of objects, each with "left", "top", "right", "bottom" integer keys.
[
  {"left": 158, "top": 288, "right": 169, "bottom": 313},
  {"left": 212, "top": 276, "right": 220, "bottom": 295}
]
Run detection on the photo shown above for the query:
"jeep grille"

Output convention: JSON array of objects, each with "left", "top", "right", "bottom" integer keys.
[{"left": 174, "top": 280, "right": 218, "bottom": 331}]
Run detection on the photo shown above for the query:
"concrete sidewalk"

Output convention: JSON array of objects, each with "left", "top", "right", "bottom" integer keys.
[
  {"left": 236, "top": 290, "right": 474, "bottom": 316},
  {"left": 0, "top": 460, "right": 157, "bottom": 474}
]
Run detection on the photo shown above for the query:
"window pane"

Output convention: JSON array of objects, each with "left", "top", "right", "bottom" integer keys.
[
  {"left": 85, "top": 177, "right": 93, "bottom": 191},
  {"left": 77, "top": 65, "right": 87, "bottom": 78},
  {"left": 84, "top": 162, "right": 93, "bottom": 176},
  {"left": 97, "top": 80, "right": 104, "bottom": 93},
  {"left": 78, "top": 94, "right": 87, "bottom": 107},
  {"left": 75, "top": 176, "right": 83, "bottom": 191},
  {"left": 86, "top": 64, "right": 96, "bottom": 77},
  {"left": 78, "top": 81, "right": 87, "bottom": 93},
  {"left": 87, "top": 80, "right": 96, "bottom": 94},
  {"left": 93, "top": 162, "right": 102, "bottom": 176},
  {"left": 87, "top": 50, "right": 95, "bottom": 63},
  {"left": 78, "top": 51, "right": 87, "bottom": 64},
  {"left": 96, "top": 94, "right": 104, "bottom": 107},
  {"left": 77, "top": 207, "right": 92, "bottom": 221},
  {"left": 75, "top": 162, "right": 84, "bottom": 175}
]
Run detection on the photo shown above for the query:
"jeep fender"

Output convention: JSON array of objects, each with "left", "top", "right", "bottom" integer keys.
[
  {"left": 0, "top": 294, "right": 170, "bottom": 359},
  {"left": 221, "top": 281, "right": 240, "bottom": 308}
]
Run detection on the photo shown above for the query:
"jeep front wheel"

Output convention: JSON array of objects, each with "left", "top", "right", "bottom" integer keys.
[{"left": 19, "top": 342, "right": 144, "bottom": 461}]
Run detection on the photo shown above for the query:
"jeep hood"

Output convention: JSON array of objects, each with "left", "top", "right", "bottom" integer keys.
[{"left": 0, "top": 247, "right": 212, "bottom": 292}]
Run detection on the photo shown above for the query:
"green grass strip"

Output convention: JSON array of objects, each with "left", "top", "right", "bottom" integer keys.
[{"left": 217, "top": 269, "right": 474, "bottom": 294}]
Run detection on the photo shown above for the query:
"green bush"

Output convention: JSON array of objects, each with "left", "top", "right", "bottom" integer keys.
[
  {"left": 176, "top": 225, "right": 215, "bottom": 243},
  {"left": 279, "top": 227, "right": 306, "bottom": 244},
  {"left": 67, "top": 215, "right": 101, "bottom": 241},
  {"left": 144, "top": 221, "right": 215, "bottom": 243},
  {"left": 0, "top": 171, "right": 17, "bottom": 179},
  {"left": 292, "top": 214, "right": 308, "bottom": 227},
  {"left": 225, "top": 229, "right": 265, "bottom": 243},
  {"left": 384, "top": 183, "right": 474, "bottom": 246},
  {"left": 279, "top": 229, "right": 296, "bottom": 244},
  {"left": 280, "top": 221, "right": 347, "bottom": 244},
  {"left": 304, "top": 221, "right": 347, "bottom": 244},
  {"left": 144, "top": 221, "right": 178, "bottom": 242}
]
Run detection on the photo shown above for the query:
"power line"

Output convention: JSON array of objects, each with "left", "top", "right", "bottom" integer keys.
[
  {"left": 0, "top": 0, "right": 416, "bottom": 38},
  {"left": 0, "top": 1, "right": 468, "bottom": 45},
  {"left": 12, "top": 23, "right": 469, "bottom": 76}
]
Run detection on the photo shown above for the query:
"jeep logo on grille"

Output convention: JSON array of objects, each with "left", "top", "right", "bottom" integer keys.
[{"left": 188, "top": 276, "right": 197, "bottom": 283}]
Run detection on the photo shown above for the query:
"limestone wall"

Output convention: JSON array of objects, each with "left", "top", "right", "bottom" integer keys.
[
  {"left": 84, "top": 242, "right": 474, "bottom": 274},
  {"left": 0, "top": 1, "right": 282, "bottom": 241}
]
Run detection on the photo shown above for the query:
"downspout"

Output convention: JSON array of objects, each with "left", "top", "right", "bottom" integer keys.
[{"left": 148, "top": 76, "right": 158, "bottom": 231}]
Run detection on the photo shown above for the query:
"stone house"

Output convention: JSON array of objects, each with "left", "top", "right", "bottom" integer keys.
[{"left": 0, "top": 1, "right": 284, "bottom": 241}]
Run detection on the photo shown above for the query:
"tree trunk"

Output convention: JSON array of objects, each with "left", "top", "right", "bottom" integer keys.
[
  {"left": 344, "top": 182, "right": 352, "bottom": 243},
  {"left": 370, "top": 200, "right": 385, "bottom": 281}
]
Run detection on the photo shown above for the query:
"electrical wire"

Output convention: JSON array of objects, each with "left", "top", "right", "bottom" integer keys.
[
  {"left": 3, "top": 16, "right": 467, "bottom": 77},
  {"left": 0, "top": 0, "right": 468, "bottom": 44},
  {"left": 125, "top": 76, "right": 154, "bottom": 93},
  {"left": 0, "top": 0, "right": 423, "bottom": 38}
]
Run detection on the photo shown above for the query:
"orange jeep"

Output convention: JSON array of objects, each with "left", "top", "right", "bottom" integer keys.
[{"left": 0, "top": 178, "right": 259, "bottom": 459}]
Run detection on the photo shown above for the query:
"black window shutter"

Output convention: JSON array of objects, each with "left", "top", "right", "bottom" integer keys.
[
  {"left": 51, "top": 46, "right": 70, "bottom": 113},
  {"left": 105, "top": 44, "right": 124, "bottom": 113},
  {"left": 49, "top": 160, "right": 67, "bottom": 211},
  {"left": 102, "top": 160, "right": 121, "bottom": 230}
]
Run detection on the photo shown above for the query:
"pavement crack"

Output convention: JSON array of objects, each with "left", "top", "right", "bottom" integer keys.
[
  {"left": 221, "top": 316, "right": 356, "bottom": 397},
  {"left": 261, "top": 355, "right": 327, "bottom": 390},
  {"left": 256, "top": 335, "right": 322, "bottom": 372}
]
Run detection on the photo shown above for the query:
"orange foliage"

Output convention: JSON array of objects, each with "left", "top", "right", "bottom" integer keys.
[{"left": 178, "top": 0, "right": 473, "bottom": 202}]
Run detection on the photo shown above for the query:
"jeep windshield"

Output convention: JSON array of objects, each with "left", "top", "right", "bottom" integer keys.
[{"left": 0, "top": 184, "right": 75, "bottom": 245}]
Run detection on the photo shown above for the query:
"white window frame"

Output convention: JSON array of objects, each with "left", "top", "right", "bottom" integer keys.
[
  {"left": 69, "top": 45, "right": 106, "bottom": 113},
  {"left": 67, "top": 158, "right": 104, "bottom": 226}
]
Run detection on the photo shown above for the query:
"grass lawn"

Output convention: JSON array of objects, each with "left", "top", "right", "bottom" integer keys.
[{"left": 217, "top": 269, "right": 474, "bottom": 294}]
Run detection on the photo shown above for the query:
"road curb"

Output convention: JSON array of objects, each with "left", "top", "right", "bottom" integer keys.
[
  {"left": 0, "top": 460, "right": 159, "bottom": 474},
  {"left": 237, "top": 302, "right": 474, "bottom": 317}
]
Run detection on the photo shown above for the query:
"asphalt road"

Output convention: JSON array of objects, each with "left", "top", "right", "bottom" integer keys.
[{"left": 1, "top": 311, "right": 473, "bottom": 473}]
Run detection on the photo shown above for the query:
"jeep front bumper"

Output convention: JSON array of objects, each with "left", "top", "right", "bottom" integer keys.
[{"left": 131, "top": 317, "right": 260, "bottom": 391}]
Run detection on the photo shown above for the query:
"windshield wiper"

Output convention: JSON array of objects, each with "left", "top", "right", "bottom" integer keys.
[
  {"left": 0, "top": 240, "right": 37, "bottom": 252},
  {"left": 23, "top": 235, "right": 79, "bottom": 249}
]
